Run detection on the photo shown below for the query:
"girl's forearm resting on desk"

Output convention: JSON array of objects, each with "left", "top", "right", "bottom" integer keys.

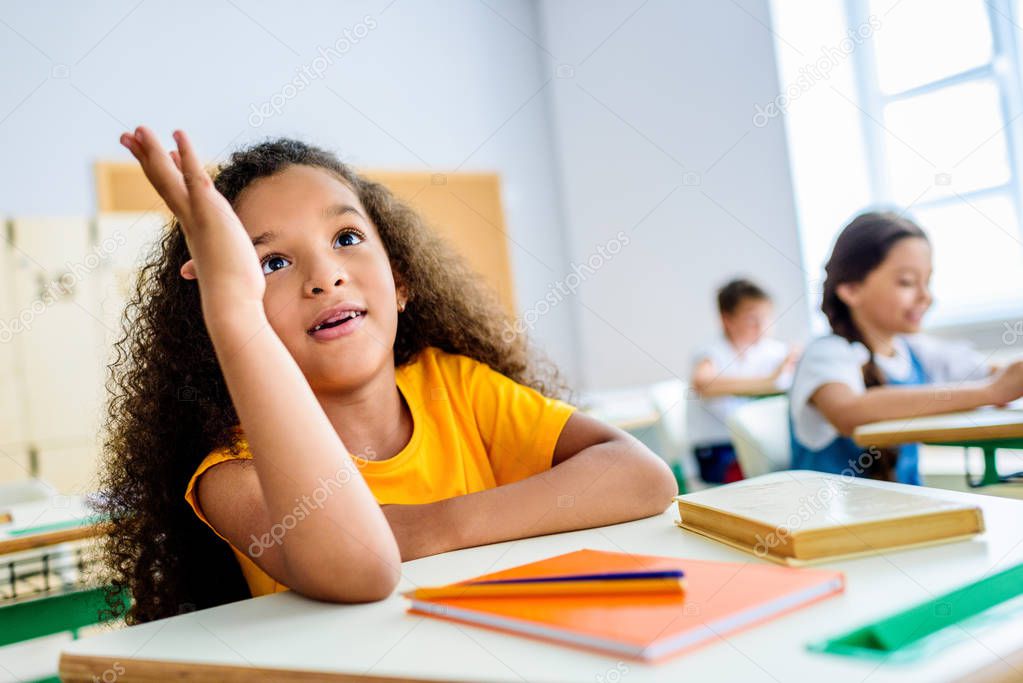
[
  {"left": 203, "top": 308, "right": 401, "bottom": 601},
  {"left": 812, "top": 380, "right": 999, "bottom": 436},
  {"left": 382, "top": 415, "right": 678, "bottom": 561}
]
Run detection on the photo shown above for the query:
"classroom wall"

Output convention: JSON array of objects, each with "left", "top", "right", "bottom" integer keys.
[
  {"left": 0, "top": 0, "right": 580, "bottom": 382},
  {"left": 0, "top": 0, "right": 815, "bottom": 396},
  {"left": 536, "top": 0, "right": 811, "bottom": 390}
]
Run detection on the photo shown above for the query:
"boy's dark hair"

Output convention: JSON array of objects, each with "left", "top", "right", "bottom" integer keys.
[{"left": 717, "top": 279, "right": 770, "bottom": 315}]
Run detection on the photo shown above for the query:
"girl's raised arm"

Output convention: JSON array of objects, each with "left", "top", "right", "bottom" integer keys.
[{"left": 120, "top": 128, "right": 400, "bottom": 601}]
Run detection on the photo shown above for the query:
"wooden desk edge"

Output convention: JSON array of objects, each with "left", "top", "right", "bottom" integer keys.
[
  {"left": 0, "top": 522, "right": 109, "bottom": 555},
  {"left": 58, "top": 652, "right": 452, "bottom": 683},
  {"left": 852, "top": 422, "right": 1023, "bottom": 448},
  {"left": 58, "top": 638, "right": 1023, "bottom": 683},
  {"left": 953, "top": 644, "right": 1023, "bottom": 683}
]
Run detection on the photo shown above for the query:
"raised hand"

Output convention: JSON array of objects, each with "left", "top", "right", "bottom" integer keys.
[
  {"left": 119, "top": 127, "right": 265, "bottom": 314},
  {"left": 988, "top": 360, "right": 1023, "bottom": 407},
  {"left": 772, "top": 345, "right": 801, "bottom": 380}
]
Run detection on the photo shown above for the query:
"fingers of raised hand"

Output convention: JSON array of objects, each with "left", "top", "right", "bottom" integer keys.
[
  {"left": 169, "top": 130, "right": 236, "bottom": 224},
  {"left": 120, "top": 127, "right": 190, "bottom": 220},
  {"left": 172, "top": 130, "right": 212, "bottom": 191}
]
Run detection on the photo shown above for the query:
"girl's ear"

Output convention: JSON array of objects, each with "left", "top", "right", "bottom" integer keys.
[
  {"left": 835, "top": 282, "right": 860, "bottom": 308},
  {"left": 394, "top": 274, "right": 409, "bottom": 306},
  {"left": 396, "top": 283, "right": 409, "bottom": 312},
  {"left": 180, "top": 259, "right": 198, "bottom": 280}
]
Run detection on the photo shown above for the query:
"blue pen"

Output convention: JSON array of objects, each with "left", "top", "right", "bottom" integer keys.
[{"left": 471, "top": 570, "right": 685, "bottom": 585}]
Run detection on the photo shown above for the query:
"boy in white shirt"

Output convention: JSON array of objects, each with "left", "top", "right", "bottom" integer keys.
[{"left": 687, "top": 279, "right": 798, "bottom": 483}]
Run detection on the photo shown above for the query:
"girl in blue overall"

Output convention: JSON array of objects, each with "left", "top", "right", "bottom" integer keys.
[
  {"left": 790, "top": 343, "right": 927, "bottom": 484},
  {"left": 789, "top": 211, "right": 1023, "bottom": 484}
]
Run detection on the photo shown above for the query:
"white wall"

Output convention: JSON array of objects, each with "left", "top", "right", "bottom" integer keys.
[
  {"left": 0, "top": 0, "right": 814, "bottom": 394},
  {"left": 537, "top": 0, "right": 810, "bottom": 390},
  {"left": 0, "top": 0, "right": 580, "bottom": 382}
]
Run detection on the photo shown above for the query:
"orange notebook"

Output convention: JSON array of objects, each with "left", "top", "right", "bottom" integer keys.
[{"left": 408, "top": 549, "right": 844, "bottom": 661}]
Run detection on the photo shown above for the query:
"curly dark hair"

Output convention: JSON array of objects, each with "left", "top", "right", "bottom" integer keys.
[
  {"left": 821, "top": 210, "right": 927, "bottom": 480},
  {"left": 98, "top": 138, "right": 566, "bottom": 623}
]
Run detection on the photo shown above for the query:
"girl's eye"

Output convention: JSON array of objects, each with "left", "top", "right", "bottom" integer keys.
[
  {"left": 261, "top": 255, "right": 292, "bottom": 275},
  {"left": 335, "top": 229, "right": 365, "bottom": 248}
]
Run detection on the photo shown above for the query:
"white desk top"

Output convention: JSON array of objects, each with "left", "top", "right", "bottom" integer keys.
[
  {"left": 61, "top": 473, "right": 1023, "bottom": 682},
  {"left": 0, "top": 494, "right": 100, "bottom": 555}
]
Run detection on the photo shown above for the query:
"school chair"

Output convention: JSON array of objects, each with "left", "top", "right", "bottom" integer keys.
[
  {"left": 0, "top": 507, "right": 123, "bottom": 683},
  {"left": 0, "top": 476, "right": 120, "bottom": 683},
  {"left": 0, "top": 585, "right": 128, "bottom": 683},
  {"left": 727, "top": 395, "right": 791, "bottom": 478},
  {"left": 648, "top": 378, "right": 690, "bottom": 493},
  {"left": 581, "top": 381, "right": 690, "bottom": 493}
]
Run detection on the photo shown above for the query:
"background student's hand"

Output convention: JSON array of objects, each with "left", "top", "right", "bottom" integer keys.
[
  {"left": 772, "top": 345, "right": 801, "bottom": 380},
  {"left": 986, "top": 360, "right": 1023, "bottom": 407},
  {"left": 119, "top": 127, "right": 265, "bottom": 319}
]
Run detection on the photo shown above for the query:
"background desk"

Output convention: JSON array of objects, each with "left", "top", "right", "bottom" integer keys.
[
  {"left": 854, "top": 408, "right": 1023, "bottom": 486},
  {"left": 61, "top": 473, "right": 1023, "bottom": 682}
]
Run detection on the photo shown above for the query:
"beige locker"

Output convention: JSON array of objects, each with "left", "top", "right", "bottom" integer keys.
[
  {"left": 0, "top": 219, "right": 30, "bottom": 481},
  {"left": 36, "top": 441, "right": 102, "bottom": 495},
  {"left": 95, "top": 212, "right": 169, "bottom": 353},
  {"left": 9, "top": 217, "right": 106, "bottom": 458}
]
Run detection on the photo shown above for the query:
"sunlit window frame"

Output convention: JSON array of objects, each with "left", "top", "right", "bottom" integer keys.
[{"left": 845, "top": 0, "right": 1023, "bottom": 240}]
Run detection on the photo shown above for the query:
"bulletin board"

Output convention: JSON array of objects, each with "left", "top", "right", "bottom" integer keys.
[{"left": 94, "top": 162, "right": 516, "bottom": 313}]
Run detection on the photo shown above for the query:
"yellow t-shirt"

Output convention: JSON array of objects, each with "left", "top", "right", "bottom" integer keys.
[{"left": 184, "top": 346, "right": 575, "bottom": 597}]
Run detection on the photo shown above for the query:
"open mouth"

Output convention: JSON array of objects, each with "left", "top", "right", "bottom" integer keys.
[
  {"left": 307, "top": 308, "right": 367, "bottom": 340},
  {"left": 308, "top": 310, "right": 364, "bottom": 333},
  {"left": 905, "top": 310, "right": 925, "bottom": 323}
]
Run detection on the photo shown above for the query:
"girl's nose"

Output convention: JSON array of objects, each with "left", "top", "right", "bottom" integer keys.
[{"left": 304, "top": 261, "right": 348, "bottom": 296}]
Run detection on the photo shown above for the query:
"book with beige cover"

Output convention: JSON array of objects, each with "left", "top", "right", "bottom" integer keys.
[{"left": 675, "top": 471, "right": 984, "bottom": 565}]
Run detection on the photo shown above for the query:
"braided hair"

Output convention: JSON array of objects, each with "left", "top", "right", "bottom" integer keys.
[{"left": 820, "top": 211, "right": 928, "bottom": 480}]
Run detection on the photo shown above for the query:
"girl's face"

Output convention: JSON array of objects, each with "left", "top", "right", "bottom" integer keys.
[
  {"left": 838, "top": 236, "right": 933, "bottom": 335},
  {"left": 233, "top": 165, "right": 404, "bottom": 393}
]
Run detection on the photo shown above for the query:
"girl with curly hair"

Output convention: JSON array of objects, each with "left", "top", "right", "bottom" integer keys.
[{"left": 101, "top": 127, "right": 677, "bottom": 623}]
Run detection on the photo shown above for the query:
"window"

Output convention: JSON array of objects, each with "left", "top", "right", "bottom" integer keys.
[{"left": 771, "top": 0, "right": 1023, "bottom": 329}]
